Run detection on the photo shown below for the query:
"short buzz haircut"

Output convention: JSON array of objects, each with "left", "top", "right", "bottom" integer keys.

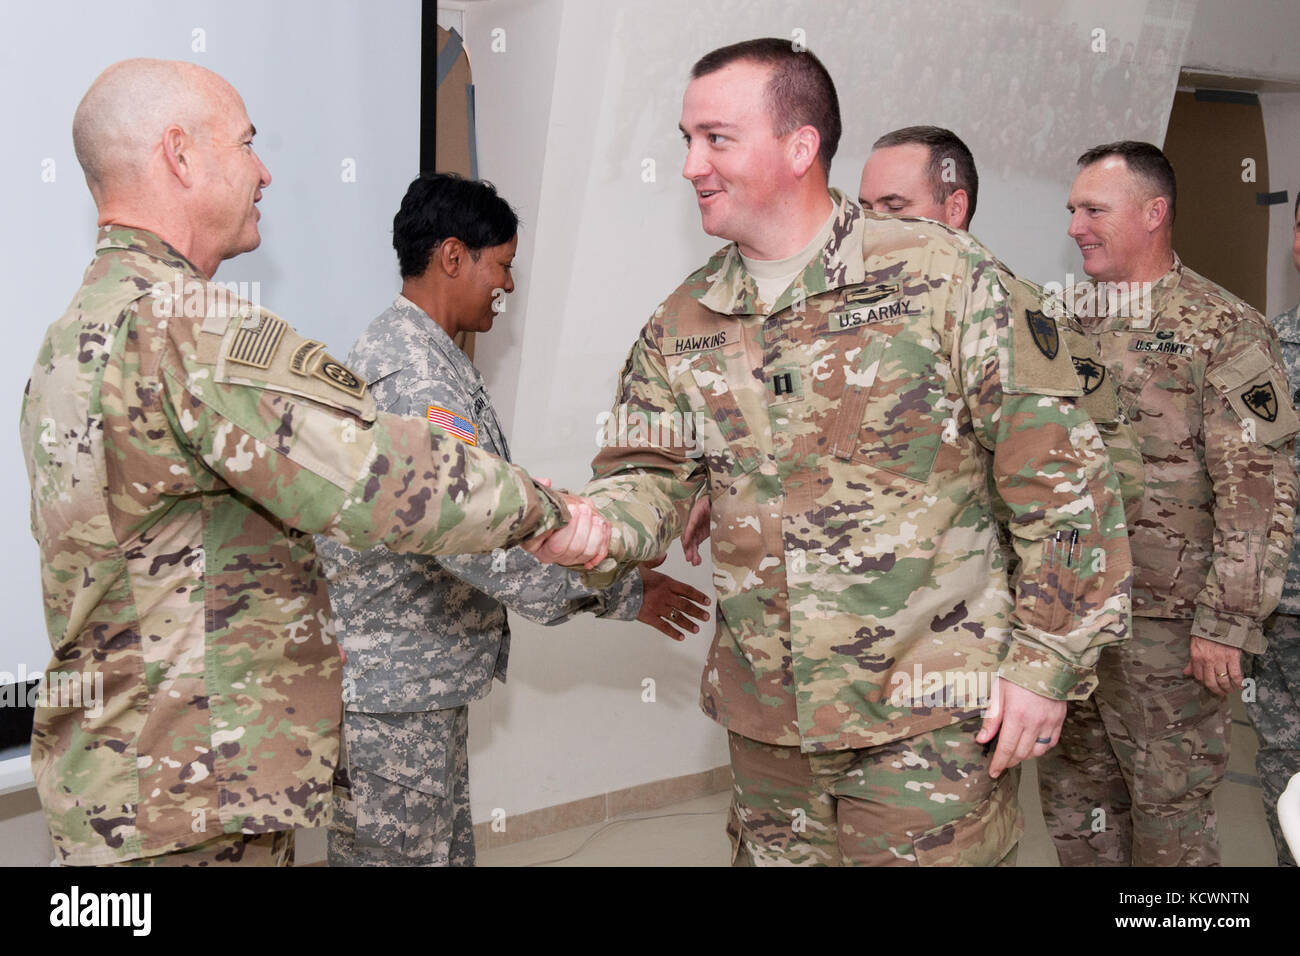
[
  {"left": 690, "top": 37, "right": 841, "bottom": 176},
  {"left": 1077, "top": 141, "right": 1177, "bottom": 225},
  {"left": 392, "top": 173, "right": 519, "bottom": 279},
  {"left": 872, "top": 125, "right": 979, "bottom": 226}
]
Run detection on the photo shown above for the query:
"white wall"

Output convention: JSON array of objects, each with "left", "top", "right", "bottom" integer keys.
[
  {"left": 1184, "top": 0, "right": 1300, "bottom": 86},
  {"left": 0, "top": 0, "right": 420, "bottom": 863},
  {"left": 0, "top": 0, "right": 420, "bottom": 681}
]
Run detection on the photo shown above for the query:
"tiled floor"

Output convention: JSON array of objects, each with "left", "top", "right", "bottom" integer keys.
[{"left": 481, "top": 695, "right": 1280, "bottom": 867}]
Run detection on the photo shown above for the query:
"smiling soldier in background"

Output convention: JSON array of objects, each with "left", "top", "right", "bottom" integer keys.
[
  {"left": 321, "top": 173, "right": 710, "bottom": 867},
  {"left": 1038, "top": 142, "right": 1299, "bottom": 866}
]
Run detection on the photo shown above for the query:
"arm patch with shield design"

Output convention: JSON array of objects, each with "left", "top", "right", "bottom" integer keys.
[
  {"left": 1207, "top": 342, "right": 1300, "bottom": 446},
  {"left": 1002, "top": 278, "right": 1084, "bottom": 398}
]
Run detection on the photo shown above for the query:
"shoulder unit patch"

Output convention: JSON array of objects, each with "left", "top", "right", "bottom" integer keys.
[{"left": 1026, "top": 309, "right": 1059, "bottom": 359}]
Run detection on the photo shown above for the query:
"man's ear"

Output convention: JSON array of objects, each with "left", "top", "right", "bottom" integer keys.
[
  {"left": 161, "top": 125, "right": 194, "bottom": 186},
  {"left": 789, "top": 124, "right": 822, "bottom": 179},
  {"left": 438, "top": 237, "right": 467, "bottom": 277},
  {"left": 944, "top": 189, "right": 970, "bottom": 231},
  {"left": 1145, "top": 195, "right": 1170, "bottom": 233}
]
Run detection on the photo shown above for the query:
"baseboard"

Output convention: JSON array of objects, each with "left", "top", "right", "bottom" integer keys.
[{"left": 472, "top": 764, "right": 731, "bottom": 850}]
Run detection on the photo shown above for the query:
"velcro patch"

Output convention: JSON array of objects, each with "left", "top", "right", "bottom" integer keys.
[
  {"left": 1006, "top": 307, "right": 1081, "bottom": 396},
  {"left": 315, "top": 356, "right": 366, "bottom": 398},
  {"left": 827, "top": 298, "right": 913, "bottom": 333},
  {"left": 1129, "top": 338, "right": 1193, "bottom": 356},
  {"left": 664, "top": 329, "right": 736, "bottom": 355},
  {"left": 845, "top": 283, "right": 900, "bottom": 306},
  {"left": 226, "top": 313, "right": 287, "bottom": 369},
  {"left": 427, "top": 405, "right": 477, "bottom": 445},
  {"left": 1072, "top": 356, "right": 1106, "bottom": 395},
  {"left": 289, "top": 339, "right": 327, "bottom": 376},
  {"left": 1207, "top": 343, "right": 1300, "bottom": 446},
  {"left": 767, "top": 367, "right": 803, "bottom": 405},
  {"left": 1061, "top": 328, "right": 1118, "bottom": 425},
  {"left": 1026, "top": 309, "right": 1059, "bottom": 359}
]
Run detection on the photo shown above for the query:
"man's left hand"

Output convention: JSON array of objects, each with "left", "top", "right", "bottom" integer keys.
[
  {"left": 1183, "top": 635, "right": 1243, "bottom": 697},
  {"left": 636, "top": 557, "right": 710, "bottom": 641},
  {"left": 976, "top": 678, "right": 1067, "bottom": 779}
]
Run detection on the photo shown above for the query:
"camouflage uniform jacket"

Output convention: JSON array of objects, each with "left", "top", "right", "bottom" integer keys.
[
  {"left": 1002, "top": 271, "right": 1146, "bottom": 527},
  {"left": 18, "top": 228, "right": 564, "bottom": 865},
  {"left": 982, "top": 269, "right": 1145, "bottom": 584},
  {"left": 1269, "top": 302, "right": 1300, "bottom": 616},
  {"left": 1076, "top": 255, "right": 1300, "bottom": 652},
  {"left": 317, "top": 297, "right": 642, "bottom": 713},
  {"left": 583, "top": 192, "right": 1132, "bottom": 752}
]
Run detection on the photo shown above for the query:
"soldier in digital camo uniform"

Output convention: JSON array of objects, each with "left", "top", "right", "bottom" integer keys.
[
  {"left": 321, "top": 174, "right": 710, "bottom": 866},
  {"left": 18, "top": 59, "right": 608, "bottom": 867},
  {"left": 536, "top": 39, "right": 1131, "bottom": 866},
  {"left": 1038, "top": 142, "right": 1300, "bottom": 866},
  {"left": 1247, "top": 192, "right": 1300, "bottom": 866}
]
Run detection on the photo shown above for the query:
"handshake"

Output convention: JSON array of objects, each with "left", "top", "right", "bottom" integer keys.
[
  {"left": 522, "top": 485, "right": 616, "bottom": 569},
  {"left": 523, "top": 481, "right": 712, "bottom": 643}
]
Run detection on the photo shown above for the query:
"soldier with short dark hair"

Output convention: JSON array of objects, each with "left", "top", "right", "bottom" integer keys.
[
  {"left": 859, "top": 125, "right": 979, "bottom": 227},
  {"left": 320, "top": 172, "right": 710, "bottom": 867},
  {"left": 538, "top": 38, "right": 1131, "bottom": 865},
  {"left": 1038, "top": 141, "right": 1300, "bottom": 866},
  {"left": 19, "top": 58, "right": 607, "bottom": 866}
]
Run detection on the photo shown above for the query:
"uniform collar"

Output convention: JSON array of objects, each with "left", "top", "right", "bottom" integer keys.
[
  {"left": 696, "top": 188, "right": 867, "bottom": 317},
  {"left": 1075, "top": 251, "right": 1184, "bottom": 333},
  {"left": 95, "top": 225, "right": 203, "bottom": 278},
  {"left": 1272, "top": 301, "right": 1300, "bottom": 341},
  {"left": 389, "top": 293, "right": 484, "bottom": 386},
  {"left": 1140, "top": 251, "right": 1184, "bottom": 330}
]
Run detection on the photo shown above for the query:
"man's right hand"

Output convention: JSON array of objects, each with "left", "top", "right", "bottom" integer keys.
[
  {"left": 636, "top": 557, "right": 710, "bottom": 640},
  {"left": 523, "top": 491, "right": 611, "bottom": 569},
  {"left": 681, "top": 496, "right": 711, "bottom": 566}
]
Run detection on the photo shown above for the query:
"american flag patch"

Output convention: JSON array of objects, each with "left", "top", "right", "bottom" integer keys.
[{"left": 427, "top": 405, "right": 477, "bottom": 445}]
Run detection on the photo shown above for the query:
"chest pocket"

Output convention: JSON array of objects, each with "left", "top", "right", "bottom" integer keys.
[
  {"left": 828, "top": 328, "right": 948, "bottom": 483},
  {"left": 687, "top": 347, "right": 764, "bottom": 483}
]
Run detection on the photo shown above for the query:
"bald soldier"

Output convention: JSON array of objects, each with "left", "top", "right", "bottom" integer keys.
[
  {"left": 19, "top": 59, "right": 607, "bottom": 866},
  {"left": 540, "top": 38, "right": 1131, "bottom": 866}
]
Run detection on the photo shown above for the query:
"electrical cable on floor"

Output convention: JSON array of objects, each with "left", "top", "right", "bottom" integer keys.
[{"left": 523, "top": 809, "right": 725, "bottom": 866}]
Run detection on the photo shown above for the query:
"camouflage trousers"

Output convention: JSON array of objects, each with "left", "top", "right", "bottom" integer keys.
[
  {"left": 1038, "top": 617, "right": 1228, "bottom": 866},
  {"left": 328, "top": 707, "right": 474, "bottom": 867},
  {"left": 726, "top": 716, "right": 1022, "bottom": 866},
  {"left": 106, "top": 831, "right": 294, "bottom": 867},
  {"left": 1245, "top": 612, "right": 1300, "bottom": 866}
]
